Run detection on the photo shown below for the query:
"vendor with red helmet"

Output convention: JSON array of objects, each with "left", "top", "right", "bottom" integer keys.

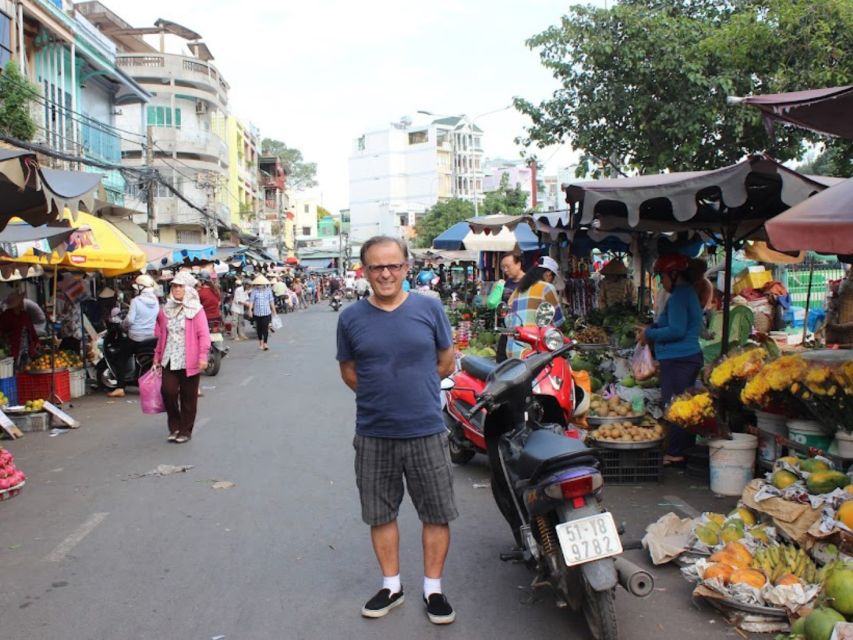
[{"left": 637, "top": 254, "right": 704, "bottom": 466}]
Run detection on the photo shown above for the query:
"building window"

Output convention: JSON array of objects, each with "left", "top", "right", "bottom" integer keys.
[
  {"left": 304, "top": 204, "right": 310, "bottom": 213},
  {"left": 301, "top": 226, "right": 311, "bottom": 236},
  {"left": 146, "top": 106, "right": 182, "bottom": 128},
  {"left": 356, "top": 136, "right": 365, "bottom": 151},
  {"left": 177, "top": 229, "right": 203, "bottom": 244},
  {"left": 0, "top": 13, "right": 10, "bottom": 68},
  {"left": 399, "top": 214, "right": 408, "bottom": 227},
  {"left": 408, "top": 130, "right": 428, "bottom": 145}
]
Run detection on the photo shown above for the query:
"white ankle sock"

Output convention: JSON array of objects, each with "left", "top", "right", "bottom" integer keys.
[
  {"left": 382, "top": 574, "right": 401, "bottom": 594},
  {"left": 424, "top": 577, "right": 442, "bottom": 597}
]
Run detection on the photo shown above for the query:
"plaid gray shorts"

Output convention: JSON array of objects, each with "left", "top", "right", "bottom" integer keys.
[{"left": 353, "top": 432, "right": 458, "bottom": 526}]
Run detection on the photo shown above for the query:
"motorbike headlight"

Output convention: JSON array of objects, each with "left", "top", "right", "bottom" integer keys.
[{"left": 543, "top": 329, "right": 564, "bottom": 351}]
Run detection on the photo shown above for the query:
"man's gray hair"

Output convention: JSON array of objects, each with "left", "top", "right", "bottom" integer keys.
[{"left": 360, "top": 236, "right": 410, "bottom": 265}]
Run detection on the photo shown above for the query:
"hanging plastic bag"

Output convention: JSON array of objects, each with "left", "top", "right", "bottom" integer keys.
[
  {"left": 271, "top": 315, "right": 283, "bottom": 331},
  {"left": 486, "top": 280, "right": 505, "bottom": 309},
  {"left": 139, "top": 368, "right": 165, "bottom": 414},
  {"left": 631, "top": 343, "right": 657, "bottom": 381}
]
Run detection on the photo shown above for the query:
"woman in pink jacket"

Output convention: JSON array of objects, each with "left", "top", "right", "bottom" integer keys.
[{"left": 153, "top": 271, "right": 211, "bottom": 443}]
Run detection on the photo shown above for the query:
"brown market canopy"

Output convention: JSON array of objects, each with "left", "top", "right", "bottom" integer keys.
[
  {"left": 0, "top": 149, "right": 101, "bottom": 231},
  {"left": 729, "top": 86, "right": 853, "bottom": 139},
  {"left": 765, "top": 177, "right": 853, "bottom": 255},
  {"left": 564, "top": 155, "right": 830, "bottom": 238}
]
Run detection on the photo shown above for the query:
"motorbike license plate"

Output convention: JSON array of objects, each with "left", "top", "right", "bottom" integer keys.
[
  {"left": 210, "top": 333, "right": 223, "bottom": 342},
  {"left": 555, "top": 512, "right": 622, "bottom": 567}
]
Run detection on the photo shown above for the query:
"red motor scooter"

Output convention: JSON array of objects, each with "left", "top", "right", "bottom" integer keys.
[{"left": 443, "top": 303, "right": 589, "bottom": 464}]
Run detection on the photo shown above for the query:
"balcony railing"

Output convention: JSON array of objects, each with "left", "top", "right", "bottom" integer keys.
[{"left": 117, "top": 55, "right": 165, "bottom": 68}]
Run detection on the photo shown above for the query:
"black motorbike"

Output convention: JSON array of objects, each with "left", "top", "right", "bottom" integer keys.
[
  {"left": 205, "top": 318, "right": 228, "bottom": 376},
  {"left": 453, "top": 317, "right": 652, "bottom": 640},
  {"left": 95, "top": 319, "right": 156, "bottom": 391},
  {"left": 330, "top": 291, "right": 343, "bottom": 312}
]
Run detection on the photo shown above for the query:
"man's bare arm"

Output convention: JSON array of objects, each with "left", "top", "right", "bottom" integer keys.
[
  {"left": 339, "top": 361, "right": 358, "bottom": 392},
  {"left": 437, "top": 346, "right": 455, "bottom": 379}
]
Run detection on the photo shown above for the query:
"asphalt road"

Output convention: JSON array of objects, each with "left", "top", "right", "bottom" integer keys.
[{"left": 0, "top": 301, "right": 749, "bottom": 640}]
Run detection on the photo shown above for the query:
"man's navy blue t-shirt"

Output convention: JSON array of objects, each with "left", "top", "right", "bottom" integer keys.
[{"left": 336, "top": 293, "right": 453, "bottom": 439}]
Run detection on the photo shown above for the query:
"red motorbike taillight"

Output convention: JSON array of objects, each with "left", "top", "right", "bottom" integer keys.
[{"left": 543, "top": 472, "right": 603, "bottom": 500}]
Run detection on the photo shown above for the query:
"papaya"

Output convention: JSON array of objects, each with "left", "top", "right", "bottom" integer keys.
[
  {"left": 703, "top": 563, "right": 733, "bottom": 584},
  {"left": 694, "top": 525, "right": 719, "bottom": 547},
  {"left": 824, "top": 565, "right": 853, "bottom": 615},
  {"left": 750, "top": 526, "right": 770, "bottom": 545},
  {"left": 729, "top": 568, "right": 766, "bottom": 589},
  {"left": 806, "top": 471, "right": 849, "bottom": 495},
  {"left": 724, "top": 541, "right": 753, "bottom": 567},
  {"left": 720, "top": 525, "right": 744, "bottom": 544},
  {"left": 800, "top": 458, "right": 831, "bottom": 474},
  {"left": 775, "top": 573, "right": 802, "bottom": 587},
  {"left": 729, "top": 507, "right": 756, "bottom": 527},
  {"left": 706, "top": 512, "right": 726, "bottom": 527},
  {"left": 837, "top": 501, "right": 853, "bottom": 530},
  {"left": 772, "top": 469, "right": 799, "bottom": 490},
  {"left": 845, "top": 484, "right": 853, "bottom": 495},
  {"left": 803, "top": 606, "right": 845, "bottom": 640}
]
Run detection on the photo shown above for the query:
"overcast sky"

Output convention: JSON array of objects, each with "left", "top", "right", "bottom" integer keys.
[{"left": 106, "top": 0, "right": 601, "bottom": 211}]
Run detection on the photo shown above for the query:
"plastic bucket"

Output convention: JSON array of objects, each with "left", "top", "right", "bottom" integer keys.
[
  {"left": 707, "top": 433, "right": 758, "bottom": 496},
  {"left": 787, "top": 419, "right": 833, "bottom": 453},
  {"left": 755, "top": 411, "right": 788, "bottom": 463},
  {"left": 835, "top": 431, "right": 853, "bottom": 459}
]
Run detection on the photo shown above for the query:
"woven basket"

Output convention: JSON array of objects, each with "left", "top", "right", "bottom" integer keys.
[{"left": 826, "top": 322, "right": 853, "bottom": 347}]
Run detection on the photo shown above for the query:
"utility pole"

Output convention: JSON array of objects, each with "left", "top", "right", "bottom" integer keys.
[{"left": 146, "top": 126, "right": 157, "bottom": 242}]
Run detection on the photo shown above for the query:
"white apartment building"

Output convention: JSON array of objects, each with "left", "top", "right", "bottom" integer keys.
[{"left": 348, "top": 115, "right": 484, "bottom": 241}]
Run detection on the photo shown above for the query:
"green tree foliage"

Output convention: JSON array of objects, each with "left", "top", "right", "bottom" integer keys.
[
  {"left": 0, "top": 62, "right": 38, "bottom": 141},
  {"left": 261, "top": 138, "right": 318, "bottom": 190},
  {"left": 414, "top": 198, "right": 475, "bottom": 248},
  {"left": 316, "top": 205, "right": 332, "bottom": 221},
  {"left": 515, "top": 0, "right": 853, "bottom": 177},
  {"left": 799, "top": 146, "right": 853, "bottom": 178},
  {"left": 482, "top": 173, "right": 529, "bottom": 215}
]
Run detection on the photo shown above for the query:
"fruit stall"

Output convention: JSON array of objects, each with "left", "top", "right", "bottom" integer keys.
[{"left": 640, "top": 347, "right": 853, "bottom": 638}]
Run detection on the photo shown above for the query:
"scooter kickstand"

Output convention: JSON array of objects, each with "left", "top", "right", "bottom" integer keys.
[{"left": 499, "top": 548, "right": 524, "bottom": 562}]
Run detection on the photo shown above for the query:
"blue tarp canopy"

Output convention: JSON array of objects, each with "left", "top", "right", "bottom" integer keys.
[
  {"left": 160, "top": 243, "right": 216, "bottom": 263},
  {"left": 432, "top": 219, "right": 541, "bottom": 252}
]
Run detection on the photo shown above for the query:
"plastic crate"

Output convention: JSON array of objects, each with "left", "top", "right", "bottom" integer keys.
[
  {"left": 69, "top": 368, "right": 87, "bottom": 399},
  {"left": 0, "top": 358, "right": 13, "bottom": 378},
  {"left": 597, "top": 447, "right": 663, "bottom": 483},
  {"left": 0, "top": 376, "right": 17, "bottom": 406},
  {"left": 9, "top": 412, "right": 49, "bottom": 432},
  {"left": 16, "top": 370, "right": 70, "bottom": 403}
]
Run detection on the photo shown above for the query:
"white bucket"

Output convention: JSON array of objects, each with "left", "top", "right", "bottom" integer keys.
[
  {"left": 787, "top": 419, "right": 833, "bottom": 453},
  {"left": 707, "top": 433, "right": 758, "bottom": 496},
  {"left": 835, "top": 431, "right": 853, "bottom": 459},
  {"left": 755, "top": 411, "right": 788, "bottom": 463}
]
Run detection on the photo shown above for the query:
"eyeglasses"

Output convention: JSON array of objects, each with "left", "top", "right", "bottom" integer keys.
[{"left": 366, "top": 263, "right": 407, "bottom": 274}]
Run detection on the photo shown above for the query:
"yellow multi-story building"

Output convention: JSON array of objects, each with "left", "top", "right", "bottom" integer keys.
[{"left": 226, "top": 115, "right": 261, "bottom": 230}]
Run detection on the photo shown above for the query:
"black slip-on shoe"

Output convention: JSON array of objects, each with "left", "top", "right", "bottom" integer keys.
[
  {"left": 361, "top": 588, "right": 404, "bottom": 618},
  {"left": 424, "top": 593, "right": 455, "bottom": 624}
]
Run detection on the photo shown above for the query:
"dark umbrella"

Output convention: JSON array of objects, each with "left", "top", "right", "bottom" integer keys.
[
  {"left": 0, "top": 148, "right": 101, "bottom": 231},
  {"left": 729, "top": 85, "right": 853, "bottom": 139}
]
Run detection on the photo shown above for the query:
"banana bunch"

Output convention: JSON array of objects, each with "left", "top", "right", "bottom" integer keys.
[{"left": 751, "top": 544, "right": 818, "bottom": 584}]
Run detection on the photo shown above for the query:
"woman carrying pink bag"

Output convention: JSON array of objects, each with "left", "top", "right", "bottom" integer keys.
[{"left": 152, "top": 271, "right": 211, "bottom": 444}]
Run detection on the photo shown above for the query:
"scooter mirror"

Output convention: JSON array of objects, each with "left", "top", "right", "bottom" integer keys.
[
  {"left": 440, "top": 378, "right": 455, "bottom": 391},
  {"left": 535, "top": 302, "right": 555, "bottom": 327}
]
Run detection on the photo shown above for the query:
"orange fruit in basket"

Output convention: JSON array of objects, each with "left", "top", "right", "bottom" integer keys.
[
  {"left": 837, "top": 500, "right": 853, "bottom": 529},
  {"left": 730, "top": 568, "right": 767, "bottom": 589},
  {"left": 704, "top": 563, "right": 733, "bottom": 584},
  {"left": 775, "top": 574, "right": 802, "bottom": 587}
]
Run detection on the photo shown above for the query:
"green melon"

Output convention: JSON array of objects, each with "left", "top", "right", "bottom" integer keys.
[
  {"left": 825, "top": 566, "right": 853, "bottom": 616},
  {"left": 804, "top": 607, "right": 844, "bottom": 640}
]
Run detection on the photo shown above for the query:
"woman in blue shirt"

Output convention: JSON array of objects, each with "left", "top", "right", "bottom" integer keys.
[{"left": 638, "top": 254, "right": 703, "bottom": 466}]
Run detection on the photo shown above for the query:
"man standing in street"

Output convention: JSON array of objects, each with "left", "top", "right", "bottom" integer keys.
[{"left": 337, "top": 236, "right": 457, "bottom": 625}]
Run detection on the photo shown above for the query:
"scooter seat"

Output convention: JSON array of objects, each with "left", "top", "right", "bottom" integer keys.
[
  {"left": 460, "top": 355, "right": 498, "bottom": 380},
  {"left": 515, "top": 430, "right": 596, "bottom": 481}
]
